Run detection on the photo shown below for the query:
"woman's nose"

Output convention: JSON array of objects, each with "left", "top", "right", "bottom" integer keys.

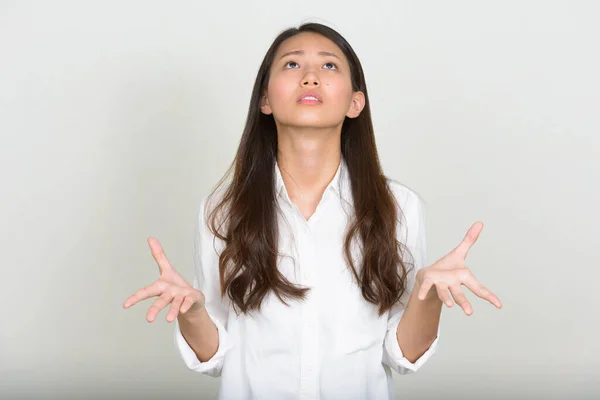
[
  {"left": 302, "top": 76, "right": 320, "bottom": 87},
  {"left": 301, "top": 70, "right": 320, "bottom": 87}
]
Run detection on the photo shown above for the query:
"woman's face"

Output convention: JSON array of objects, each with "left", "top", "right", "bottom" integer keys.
[{"left": 261, "top": 32, "right": 364, "bottom": 129}]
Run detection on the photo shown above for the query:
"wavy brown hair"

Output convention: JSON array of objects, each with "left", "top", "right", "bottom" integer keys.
[{"left": 206, "top": 22, "right": 414, "bottom": 317}]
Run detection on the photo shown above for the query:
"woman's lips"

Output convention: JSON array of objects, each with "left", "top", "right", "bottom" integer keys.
[
  {"left": 297, "top": 91, "right": 323, "bottom": 104},
  {"left": 298, "top": 97, "right": 322, "bottom": 105}
]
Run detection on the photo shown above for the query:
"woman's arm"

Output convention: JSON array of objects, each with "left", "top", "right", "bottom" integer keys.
[
  {"left": 178, "top": 304, "right": 220, "bottom": 362},
  {"left": 174, "top": 196, "right": 233, "bottom": 377},
  {"left": 397, "top": 220, "right": 504, "bottom": 363},
  {"left": 395, "top": 276, "right": 443, "bottom": 363}
]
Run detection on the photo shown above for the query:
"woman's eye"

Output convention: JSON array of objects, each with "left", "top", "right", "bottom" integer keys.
[{"left": 284, "top": 61, "right": 337, "bottom": 70}]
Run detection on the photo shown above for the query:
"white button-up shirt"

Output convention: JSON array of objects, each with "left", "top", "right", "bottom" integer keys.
[{"left": 174, "top": 158, "right": 440, "bottom": 400}]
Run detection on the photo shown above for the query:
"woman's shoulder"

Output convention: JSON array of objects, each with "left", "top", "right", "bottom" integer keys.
[
  {"left": 385, "top": 176, "right": 427, "bottom": 209},
  {"left": 197, "top": 182, "right": 232, "bottom": 224},
  {"left": 385, "top": 177, "right": 427, "bottom": 243}
]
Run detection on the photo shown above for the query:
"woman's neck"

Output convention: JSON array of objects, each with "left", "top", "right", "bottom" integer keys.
[{"left": 276, "top": 126, "right": 342, "bottom": 204}]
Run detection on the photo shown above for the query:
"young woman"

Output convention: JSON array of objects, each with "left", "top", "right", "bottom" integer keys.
[{"left": 123, "top": 22, "right": 502, "bottom": 400}]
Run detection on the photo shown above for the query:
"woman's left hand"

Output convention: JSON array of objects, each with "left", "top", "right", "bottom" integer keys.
[{"left": 416, "top": 221, "right": 503, "bottom": 315}]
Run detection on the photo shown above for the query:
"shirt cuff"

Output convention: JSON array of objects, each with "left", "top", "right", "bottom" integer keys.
[
  {"left": 383, "top": 321, "right": 440, "bottom": 374},
  {"left": 174, "top": 313, "right": 233, "bottom": 377}
]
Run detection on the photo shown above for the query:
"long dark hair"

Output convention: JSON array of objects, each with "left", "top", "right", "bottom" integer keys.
[{"left": 206, "top": 22, "right": 413, "bottom": 316}]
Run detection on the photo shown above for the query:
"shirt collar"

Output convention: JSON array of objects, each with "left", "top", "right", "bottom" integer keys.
[{"left": 274, "top": 157, "right": 353, "bottom": 205}]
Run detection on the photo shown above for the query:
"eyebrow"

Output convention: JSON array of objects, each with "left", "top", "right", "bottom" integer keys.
[{"left": 278, "top": 50, "right": 341, "bottom": 60}]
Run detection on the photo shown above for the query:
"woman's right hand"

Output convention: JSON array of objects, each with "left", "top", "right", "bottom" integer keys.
[{"left": 123, "top": 237, "right": 206, "bottom": 323}]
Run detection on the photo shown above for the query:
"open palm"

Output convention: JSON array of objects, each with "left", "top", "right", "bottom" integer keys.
[
  {"left": 122, "top": 237, "right": 205, "bottom": 322},
  {"left": 416, "top": 222, "right": 503, "bottom": 315}
]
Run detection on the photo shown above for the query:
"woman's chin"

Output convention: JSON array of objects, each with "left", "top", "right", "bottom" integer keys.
[{"left": 284, "top": 116, "right": 342, "bottom": 129}]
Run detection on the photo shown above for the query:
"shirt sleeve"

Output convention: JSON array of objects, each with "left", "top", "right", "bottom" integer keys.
[
  {"left": 174, "top": 196, "right": 234, "bottom": 377},
  {"left": 382, "top": 189, "right": 440, "bottom": 374}
]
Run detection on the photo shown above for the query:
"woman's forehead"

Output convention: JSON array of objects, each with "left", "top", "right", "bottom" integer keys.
[{"left": 276, "top": 32, "right": 343, "bottom": 58}]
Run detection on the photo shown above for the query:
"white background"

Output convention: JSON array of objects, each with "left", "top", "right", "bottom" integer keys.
[{"left": 1, "top": 1, "right": 598, "bottom": 399}]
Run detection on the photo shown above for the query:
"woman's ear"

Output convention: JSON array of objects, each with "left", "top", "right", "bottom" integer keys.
[
  {"left": 346, "top": 91, "right": 365, "bottom": 119},
  {"left": 260, "top": 93, "right": 273, "bottom": 115}
]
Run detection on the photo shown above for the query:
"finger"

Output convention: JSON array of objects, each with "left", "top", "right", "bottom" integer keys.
[
  {"left": 180, "top": 296, "right": 196, "bottom": 314},
  {"left": 453, "top": 221, "right": 483, "bottom": 260},
  {"left": 147, "top": 291, "right": 173, "bottom": 322},
  {"left": 417, "top": 279, "right": 435, "bottom": 301},
  {"left": 448, "top": 285, "right": 473, "bottom": 315},
  {"left": 462, "top": 276, "right": 503, "bottom": 309},
  {"left": 147, "top": 237, "right": 174, "bottom": 275},
  {"left": 166, "top": 295, "right": 184, "bottom": 322},
  {"left": 123, "top": 282, "right": 162, "bottom": 308},
  {"left": 435, "top": 285, "right": 454, "bottom": 308}
]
